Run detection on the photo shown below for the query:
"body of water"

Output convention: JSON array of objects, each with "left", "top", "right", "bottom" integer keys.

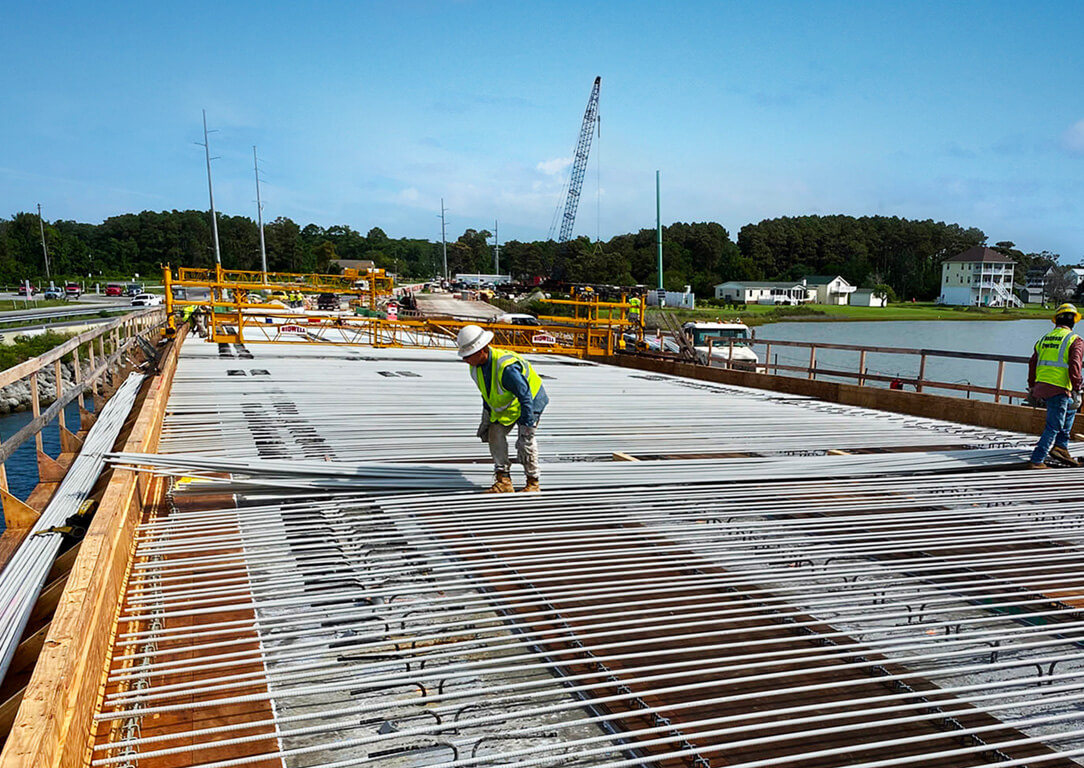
[
  {"left": 754, "top": 318, "right": 1051, "bottom": 400},
  {"left": 0, "top": 400, "right": 89, "bottom": 502}
]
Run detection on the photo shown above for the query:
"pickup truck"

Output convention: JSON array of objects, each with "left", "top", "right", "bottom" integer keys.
[{"left": 64, "top": 283, "right": 81, "bottom": 298}]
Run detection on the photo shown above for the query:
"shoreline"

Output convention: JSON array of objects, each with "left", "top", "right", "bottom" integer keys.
[{"left": 652, "top": 304, "right": 1056, "bottom": 329}]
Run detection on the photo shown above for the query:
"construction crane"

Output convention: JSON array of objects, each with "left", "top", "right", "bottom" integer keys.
[{"left": 557, "top": 76, "right": 601, "bottom": 243}]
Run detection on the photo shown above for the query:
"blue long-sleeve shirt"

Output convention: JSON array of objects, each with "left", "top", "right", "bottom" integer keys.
[{"left": 479, "top": 357, "right": 549, "bottom": 426}]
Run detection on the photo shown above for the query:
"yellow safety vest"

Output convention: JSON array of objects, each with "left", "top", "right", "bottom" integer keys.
[
  {"left": 1035, "top": 326, "right": 1080, "bottom": 391},
  {"left": 472, "top": 347, "right": 543, "bottom": 426},
  {"left": 181, "top": 305, "right": 196, "bottom": 321},
  {"left": 629, "top": 297, "right": 641, "bottom": 310}
]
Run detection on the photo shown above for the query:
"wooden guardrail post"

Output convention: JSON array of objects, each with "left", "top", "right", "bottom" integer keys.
[
  {"left": 764, "top": 343, "right": 772, "bottom": 374},
  {"left": 995, "top": 360, "right": 1005, "bottom": 403},
  {"left": 808, "top": 345, "right": 817, "bottom": 380},
  {"left": 29, "top": 373, "right": 41, "bottom": 453},
  {"left": 917, "top": 353, "right": 927, "bottom": 393},
  {"left": 858, "top": 350, "right": 867, "bottom": 387}
]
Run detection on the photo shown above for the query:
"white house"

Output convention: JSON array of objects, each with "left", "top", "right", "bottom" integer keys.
[
  {"left": 714, "top": 281, "right": 813, "bottom": 305},
  {"left": 939, "top": 246, "right": 1021, "bottom": 307},
  {"left": 850, "top": 288, "right": 887, "bottom": 307},
  {"left": 803, "top": 275, "right": 856, "bottom": 305}
]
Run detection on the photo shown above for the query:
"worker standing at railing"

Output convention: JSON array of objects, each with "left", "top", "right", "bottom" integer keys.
[
  {"left": 1027, "top": 303, "right": 1083, "bottom": 468},
  {"left": 457, "top": 325, "right": 549, "bottom": 493},
  {"left": 628, "top": 295, "right": 641, "bottom": 326}
]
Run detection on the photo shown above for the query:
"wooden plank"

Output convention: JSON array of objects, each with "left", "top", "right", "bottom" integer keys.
[
  {"left": 0, "top": 333, "right": 183, "bottom": 768},
  {"left": 0, "top": 492, "right": 38, "bottom": 531},
  {"left": 44, "top": 544, "right": 81, "bottom": 587},
  {"left": 612, "top": 451, "right": 641, "bottom": 462},
  {"left": 36, "top": 452, "right": 67, "bottom": 484},
  {"left": 58, "top": 427, "right": 83, "bottom": 455}
]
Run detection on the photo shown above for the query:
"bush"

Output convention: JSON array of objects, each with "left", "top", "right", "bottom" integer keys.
[
  {"left": 768, "top": 305, "right": 826, "bottom": 318},
  {"left": 0, "top": 331, "right": 76, "bottom": 372}
]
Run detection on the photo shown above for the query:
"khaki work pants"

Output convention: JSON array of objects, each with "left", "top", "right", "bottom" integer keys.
[{"left": 487, "top": 421, "right": 540, "bottom": 479}]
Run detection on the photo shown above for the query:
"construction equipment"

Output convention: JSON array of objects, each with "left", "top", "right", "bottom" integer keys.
[{"left": 556, "top": 76, "right": 601, "bottom": 243}]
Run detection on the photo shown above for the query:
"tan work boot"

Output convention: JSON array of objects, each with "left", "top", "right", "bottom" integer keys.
[
  {"left": 1050, "top": 446, "right": 1080, "bottom": 466},
  {"left": 483, "top": 472, "right": 515, "bottom": 493},
  {"left": 520, "top": 476, "right": 541, "bottom": 493},
  {"left": 1026, "top": 462, "right": 1048, "bottom": 470}
]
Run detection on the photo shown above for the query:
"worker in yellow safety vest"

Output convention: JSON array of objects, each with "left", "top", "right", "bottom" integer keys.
[
  {"left": 1027, "top": 302, "right": 1084, "bottom": 468},
  {"left": 628, "top": 295, "right": 641, "bottom": 325},
  {"left": 457, "top": 324, "right": 549, "bottom": 493}
]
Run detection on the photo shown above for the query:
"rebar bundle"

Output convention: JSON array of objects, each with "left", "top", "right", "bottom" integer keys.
[
  {"left": 90, "top": 343, "right": 1084, "bottom": 768},
  {"left": 0, "top": 372, "right": 143, "bottom": 683}
]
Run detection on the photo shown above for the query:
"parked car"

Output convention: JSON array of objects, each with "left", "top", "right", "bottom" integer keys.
[
  {"left": 125, "top": 283, "right": 144, "bottom": 297},
  {"left": 317, "top": 293, "right": 339, "bottom": 311},
  {"left": 16, "top": 285, "right": 37, "bottom": 296},
  {"left": 106, "top": 284, "right": 124, "bottom": 296},
  {"left": 130, "top": 293, "right": 163, "bottom": 306},
  {"left": 64, "top": 282, "right": 82, "bottom": 298},
  {"left": 43, "top": 288, "right": 63, "bottom": 300},
  {"left": 495, "top": 313, "right": 540, "bottom": 326}
]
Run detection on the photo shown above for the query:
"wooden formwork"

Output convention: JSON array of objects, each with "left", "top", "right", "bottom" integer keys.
[{"left": 0, "top": 332, "right": 184, "bottom": 768}]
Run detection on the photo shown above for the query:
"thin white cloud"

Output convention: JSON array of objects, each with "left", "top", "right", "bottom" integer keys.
[
  {"left": 1061, "top": 119, "right": 1084, "bottom": 153},
  {"left": 536, "top": 157, "right": 571, "bottom": 176}
]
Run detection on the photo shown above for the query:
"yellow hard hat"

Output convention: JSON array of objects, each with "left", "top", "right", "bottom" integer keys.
[{"left": 1054, "top": 303, "right": 1082, "bottom": 323}]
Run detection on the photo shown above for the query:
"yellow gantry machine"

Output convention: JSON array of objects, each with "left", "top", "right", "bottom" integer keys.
[{"left": 163, "top": 266, "right": 645, "bottom": 358}]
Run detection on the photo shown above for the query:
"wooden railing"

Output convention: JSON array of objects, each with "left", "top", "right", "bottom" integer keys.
[
  {"left": 704, "top": 338, "right": 1030, "bottom": 403},
  {"left": 0, "top": 309, "right": 167, "bottom": 509}
]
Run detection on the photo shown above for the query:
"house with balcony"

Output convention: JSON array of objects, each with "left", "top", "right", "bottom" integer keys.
[
  {"left": 802, "top": 275, "right": 856, "bottom": 305},
  {"left": 938, "top": 246, "right": 1021, "bottom": 307},
  {"left": 714, "top": 280, "right": 814, "bottom": 305}
]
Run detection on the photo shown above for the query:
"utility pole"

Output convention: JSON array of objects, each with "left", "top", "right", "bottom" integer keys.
[
  {"left": 199, "top": 109, "right": 222, "bottom": 265},
  {"left": 253, "top": 145, "right": 267, "bottom": 280},
  {"left": 656, "top": 171, "right": 663, "bottom": 292},
  {"left": 440, "top": 198, "right": 448, "bottom": 280},
  {"left": 37, "top": 203, "right": 50, "bottom": 280},
  {"left": 493, "top": 220, "right": 499, "bottom": 274}
]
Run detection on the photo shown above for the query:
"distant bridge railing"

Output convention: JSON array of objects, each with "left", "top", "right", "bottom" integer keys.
[
  {"left": 0, "top": 308, "right": 167, "bottom": 515},
  {"left": 699, "top": 337, "right": 1031, "bottom": 404}
]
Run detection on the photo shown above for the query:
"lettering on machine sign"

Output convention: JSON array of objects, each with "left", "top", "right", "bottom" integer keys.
[
  {"left": 531, "top": 332, "right": 557, "bottom": 346},
  {"left": 278, "top": 324, "right": 307, "bottom": 336}
]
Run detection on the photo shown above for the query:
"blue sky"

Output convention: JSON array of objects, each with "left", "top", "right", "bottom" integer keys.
[{"left": 3, "top": 1, "right": 1084, "bottom": 259}]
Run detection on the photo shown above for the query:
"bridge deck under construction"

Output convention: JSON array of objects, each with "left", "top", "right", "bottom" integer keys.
[{"left": 35, "top": 342, "right": 1084, "bottom": 767}]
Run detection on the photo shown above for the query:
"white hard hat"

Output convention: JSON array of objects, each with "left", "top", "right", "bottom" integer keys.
[{"left": 457, "top": 324, "right": 493, "bottom": 358}]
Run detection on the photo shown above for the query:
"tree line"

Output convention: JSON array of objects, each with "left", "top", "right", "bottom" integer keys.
[{"left": 0, "top": 209, "right": 1062, "bottom": 300}]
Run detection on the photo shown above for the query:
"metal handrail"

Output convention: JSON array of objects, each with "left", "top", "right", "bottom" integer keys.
[{"left": 749, "top": 338, "right": 1029, "bottom": 402}]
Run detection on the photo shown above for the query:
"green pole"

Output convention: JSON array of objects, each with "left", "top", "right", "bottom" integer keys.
[{"left": 656, "top": 170, "right": 663, "bottom": 292}]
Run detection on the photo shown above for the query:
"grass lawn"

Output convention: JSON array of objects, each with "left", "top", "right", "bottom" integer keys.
[
  {"left": 651, "top": 301, "right": 1058, "bottom": 327},
  {"left": 0, "top": 298, "right": 87, "bottom": 312}
]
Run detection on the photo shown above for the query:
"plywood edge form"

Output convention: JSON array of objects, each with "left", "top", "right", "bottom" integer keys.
[
  {"left": 0, "top": 333, "right": 183, "bottom": 768},
  {"left": 604, "top": 355, "right": 1052, "bottom": 436}
]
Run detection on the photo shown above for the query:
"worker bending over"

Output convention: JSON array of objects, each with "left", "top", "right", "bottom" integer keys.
[
  {"left": 1027, "top": 302, "right": 1083, "bottom": 468},
  {"left": 457, "top": 325, "right": 549, "bottom": 493}
]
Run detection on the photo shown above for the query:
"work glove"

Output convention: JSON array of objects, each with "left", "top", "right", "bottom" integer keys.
[{"left": 1073, "top": 390, "right": 1082, "bottom": 412}]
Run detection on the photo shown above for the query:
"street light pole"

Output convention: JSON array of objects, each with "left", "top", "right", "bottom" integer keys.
[
  {"left": 37, "top": 203, "right": 50, "bottom": 279},
  {"left": 199, "top": 109, "right": 222, "bottom": 266}
]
